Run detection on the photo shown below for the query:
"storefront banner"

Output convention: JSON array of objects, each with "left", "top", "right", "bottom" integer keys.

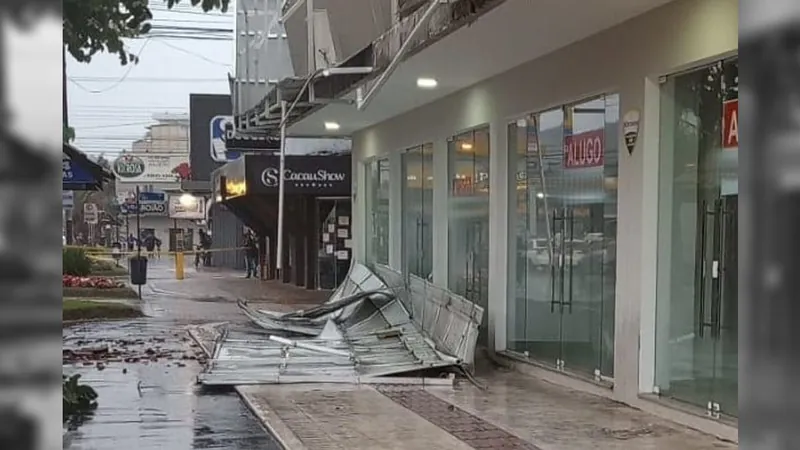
[
  {"left": 112, "top": 153, "right": 192, "bottom": 183},
  {"left": 62, "top": 156, "right": 96, "bottom": 186},
  {"left": 722, "top": 99, "right": 738, "bottom": 149},
  {"left": 210, "top": 115, "right": 241, "bottom": 162},
  {"left": 245, "top": 155, "right": 351, "bottom": 196},
  {"left": 121, "top": 201, "right": 168, "bottom": 216},
  {"left": 563, "top": 129, "right": 605, "bottom": 169},
  {"left": 168, "top": 195, "right": 206, "bottom": 220},
  {"left": 138, "top": 191, "right": 166, "bottom": 203}
]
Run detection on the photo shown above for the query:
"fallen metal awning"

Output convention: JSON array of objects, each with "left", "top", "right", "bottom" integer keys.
[{"left": 197, "top": 262, "right": 483, "bottom": 386}]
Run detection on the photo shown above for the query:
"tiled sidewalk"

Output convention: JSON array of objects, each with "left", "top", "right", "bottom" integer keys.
[
  {"left": 174, "top": 266, "right": 736, "bottom": 450},
  {"left": 236, "top": 377, "right": 736, "bottom": 450}
]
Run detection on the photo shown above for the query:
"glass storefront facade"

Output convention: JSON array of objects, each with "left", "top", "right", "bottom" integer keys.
[
  {"left": 365, "top": 158, "right": 390, "bottom": 265},
  {"left": 654, "top": 58, "right": 738, "bottom": 417},
  {"left": 507, "top": 94, "right": 619, "bottom": 380},
  {"left": 448, "top": 127, "right": 491, "bottom": 344},
  {"left": 401, "top": 143, "right": 434, "bottom": 280}
]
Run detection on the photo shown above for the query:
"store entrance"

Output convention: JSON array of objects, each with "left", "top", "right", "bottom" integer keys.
[
  {"left": 655, "top": 57, "right": 738, "bottom": 418},
  {"left": 317, "top": 198, "right": 352, "bottom": 290},
  {"left": 448, "top": 127, "right": 490, "bottom": 345},
  {"left": 510, "top": 95, "right": 618, "bottom": 381}
]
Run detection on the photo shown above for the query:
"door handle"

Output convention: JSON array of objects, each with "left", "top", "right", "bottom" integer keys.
[
  {"left": 566, "top": 209, "right": 575, "bottom": 314},
  {"left": 550, "top": 212, "right": 561, "bottom": 312},
  {"left": 696, "top": 201, "right": 709, "bottom": 338}
]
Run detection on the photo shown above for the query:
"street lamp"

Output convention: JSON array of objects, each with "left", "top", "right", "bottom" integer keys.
[{"left": 179, "top": 193, "right": 197, "bottom": 207}]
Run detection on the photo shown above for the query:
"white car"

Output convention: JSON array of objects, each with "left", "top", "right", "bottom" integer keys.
[{"left": 526, "top": 247, "right": 586, "bottom": 268}]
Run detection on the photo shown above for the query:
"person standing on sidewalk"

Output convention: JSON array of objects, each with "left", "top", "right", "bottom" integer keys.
[{"left": 243, "top": 231, "right": 259, "bottom": 279}]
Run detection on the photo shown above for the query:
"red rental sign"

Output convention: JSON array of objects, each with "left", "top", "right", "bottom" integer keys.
[
  {"left": 564, "top": 129, "right": 604, "bottom": 169},
  {"left": 722, "top": 99, "right": 738, "bottom": 149}
]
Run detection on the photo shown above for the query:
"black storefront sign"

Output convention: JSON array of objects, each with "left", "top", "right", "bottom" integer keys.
[{"left": 244, "top": 155, "right": 351, "bottom": 196}]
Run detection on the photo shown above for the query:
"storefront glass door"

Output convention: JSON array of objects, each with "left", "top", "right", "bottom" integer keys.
[
  {"left": 448, "top": 127, "right": 490, "bottom": 345},
  {"left": 317, "top": 198, "right": 352, "bottom": 289},
  {"left": 401, "top": 144, "right": 434, "bottom": 280},
  {"left": 655, "top": 58, "right": 738, "bottom": 417},
  {"left": 508, "top": 94, "right": 619, "bottom": 380}
]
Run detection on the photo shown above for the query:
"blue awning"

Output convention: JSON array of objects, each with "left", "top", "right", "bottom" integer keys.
[{"left": 62, "top": 143, "right": 114, "bottom": 191}]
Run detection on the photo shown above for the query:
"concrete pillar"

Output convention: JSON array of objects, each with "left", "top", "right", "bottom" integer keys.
[
  {"left": 488, "top": 119, "right": 509, "bottom": 353},
  {"left": 431, "top": 139, "right": 449, "bottom": 287}
]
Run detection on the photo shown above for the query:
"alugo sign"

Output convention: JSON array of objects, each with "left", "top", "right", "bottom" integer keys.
[
  {"left": 564, "top": 129, "right": 604, "bottom": 169},
  {"left": 261, "top": 168, "right": 346, "bottom": 189}
]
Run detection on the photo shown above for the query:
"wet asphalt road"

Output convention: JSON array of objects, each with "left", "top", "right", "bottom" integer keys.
[{"left": 63, "top": 262, "right": 285, "bottom": 449}]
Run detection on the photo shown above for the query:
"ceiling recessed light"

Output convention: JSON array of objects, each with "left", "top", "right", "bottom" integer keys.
[
  {"left": 417, "top": 77, "right": 437, "bottom": 88},
  {"left": 461, "top": 143, "right": 473, "bottom": 150},
  {"left": 324, "top": 121, "right": 340, "bottom": 131}
]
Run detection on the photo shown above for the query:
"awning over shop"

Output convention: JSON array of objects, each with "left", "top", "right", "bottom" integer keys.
[
  {"left": 212, "top": 153, "right": 351, "bottom": 233},
  {"left": 62, "top": 143, "right": 114, "bottom": 191}
]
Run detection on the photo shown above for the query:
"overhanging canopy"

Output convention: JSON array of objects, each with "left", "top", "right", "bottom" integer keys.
[
  {"left": 211, "top": 153, "right": 351, "bottom": 233},
  {"left": 62, "top": 143, "right": 114, "bottom": 191}
]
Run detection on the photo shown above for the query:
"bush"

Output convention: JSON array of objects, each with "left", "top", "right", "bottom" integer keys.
[
  {"left": 89, "top": 257, "right": 116, "bottom": 272},
  {"left": 63, "top": 374, "right": 98, "bottom": 429},
  {"left": 63, "top": 248, "right": 92, "bottom": 276}
]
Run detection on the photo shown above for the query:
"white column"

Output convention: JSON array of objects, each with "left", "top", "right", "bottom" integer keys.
[
  {"left": 388, "top": 150, "right": 403, "bottom": 270},
  {"left": 613, "top": 80, "right": 647, "bottom": 403},
  {"left": 352, "top": 159, "right": 367, "bottom": 261},
  {"left": 639, "top": 76, "right": 667, "bottom": 394},
  {"left": 431, "top": 139, "right": 449, "bottom": 287},
  {"left": 488, "top": 120, "right": 509, "bottom": 353}
]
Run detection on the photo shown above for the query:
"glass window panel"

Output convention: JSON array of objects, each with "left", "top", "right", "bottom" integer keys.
[
  {"left": 655, "top": 58, "right": 738, "bottom": 417},
  {"left": 448, "top": 127, "right": 491, "bottom": 345},
  {"left": 401, "top": 144, "right": 433, "bottom": 280},
  {"left": 365, "top": 158, "right": 390, "bottom": 265}
]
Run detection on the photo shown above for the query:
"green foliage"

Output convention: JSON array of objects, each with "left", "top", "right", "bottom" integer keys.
[
  {"left": 64, "top": 126, "right": 75, "bottom": 143},
  {"left": 63, "top": 374, "right": 99, "bottom": 428},
  {"left": 63, "top": 248, "right": 92, "bottom": 276},
  {"left": 63, "top": 0, "right": 231, "bottom": 65}
]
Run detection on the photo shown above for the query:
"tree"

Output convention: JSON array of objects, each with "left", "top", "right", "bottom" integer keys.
[{"left": 63, "top": 0, "right": 230, "bottom": 65}]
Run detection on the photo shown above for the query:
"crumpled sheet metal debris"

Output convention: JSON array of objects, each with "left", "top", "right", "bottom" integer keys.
[{"left": 197, "top": 262, "right": 483, "bottom": 386}]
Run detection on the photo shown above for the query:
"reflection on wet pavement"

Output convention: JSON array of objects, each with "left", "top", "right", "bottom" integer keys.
[{"left": 63, "top": 319, "right": 282, "bottom": 449}]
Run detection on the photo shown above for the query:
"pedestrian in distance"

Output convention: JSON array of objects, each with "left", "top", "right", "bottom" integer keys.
[
  {"left": 143, "top": 233, "right": 156, "bottom": 259},
  {"left": 243, "top": 231, "right": 259, "bottom": 279}
]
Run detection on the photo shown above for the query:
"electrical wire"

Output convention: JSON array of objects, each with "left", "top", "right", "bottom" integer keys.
[
  {"left": 76, "top": 122, "right": 159, "bottom": 130},
  {"left": 71, "top": 76, "right": 226, "bottom": 83},
  {"left": 69, "top": 39, "right": 154, "bottom": 94},
  {"left": 153, "top": 40, "right": 232, "bottom": 66}
]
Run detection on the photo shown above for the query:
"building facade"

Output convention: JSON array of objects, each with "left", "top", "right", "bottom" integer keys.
[
  {"left": 114, "top": 114, "right": 199, "bottom": 249},
  {"left": 274, "top": 0, "right": 738, "bottom": 439}
]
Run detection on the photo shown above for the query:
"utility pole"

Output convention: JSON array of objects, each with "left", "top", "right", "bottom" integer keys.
[{"left": 63, "top": 45, "right": 68, "bottom": 130}]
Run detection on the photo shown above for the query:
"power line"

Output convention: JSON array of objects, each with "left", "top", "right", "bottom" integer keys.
[
  {"left": 71, "top": 76, "right": 226, "bottom": 83},
  {"left": 71, "top": 105, "right": 188, "bottom": 109},
  {"left": 69, "top": 39, "right": 154, "bottom": 94},
  {"left": 154, "top": 40, "right": 232, "bottom": 66},
  {"left": 78, "top": 122, "right": 160, "bottom": 130}
]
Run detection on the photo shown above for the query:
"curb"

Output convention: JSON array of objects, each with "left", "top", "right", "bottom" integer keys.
[{"left": 186, "top": 326, "right": 304, "bottom": 450}]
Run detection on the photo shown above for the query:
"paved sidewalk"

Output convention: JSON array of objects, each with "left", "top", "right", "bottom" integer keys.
[
  {"left": 140, "top": 259, "right": 329, "bottom": 324},
  {"left": 171, "top": 264, "right": 736, "bottom": 450},
  {"left": 234, "top": 379, "right": 736, "bottom": 450}
]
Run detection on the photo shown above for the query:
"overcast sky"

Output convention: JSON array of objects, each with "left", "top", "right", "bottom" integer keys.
[
  {"left": 5, "top": 16, "right": 63, "bottom": 152},
  {"left": 64, "top": 3, "right": 235, "bottom": 159}
]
